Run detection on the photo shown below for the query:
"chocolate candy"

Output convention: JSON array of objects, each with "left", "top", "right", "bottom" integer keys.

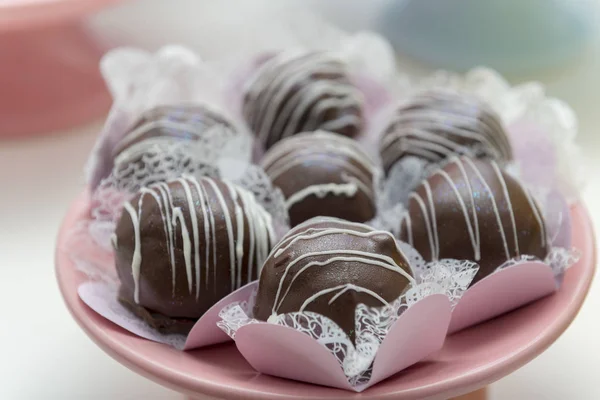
[
  {"left": 261, "top": 131, "right": 377, "bottom": 227},
  {"left": 113, "top": 176, "right": 275, "bottom": 334},
  {"left": 399, "top": 156, "right": 549, "bottom": 284},
  {"left": 380, "top": 89, "right": 512, "bottom": 173},
  {"left": 253, "top": 217, "right": 414, "bottom": 341},
  {"left": 243, "top": 51, "right": 364, "bottom": 149}
]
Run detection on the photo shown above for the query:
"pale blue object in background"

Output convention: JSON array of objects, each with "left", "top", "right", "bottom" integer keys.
[{"left": 378, "top": 0, "right": 597, "bottom": 74}]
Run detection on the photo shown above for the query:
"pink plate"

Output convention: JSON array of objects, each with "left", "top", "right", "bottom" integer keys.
[{"left": 56, "top": 192, "right": 596, "bottom": 400}]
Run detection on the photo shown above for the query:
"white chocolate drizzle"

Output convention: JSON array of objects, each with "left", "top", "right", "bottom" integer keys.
[
  {"left": 243, "top": 51, "right": 364, "bottom": 147},
  {"left": 113, "top": 106, "right": 237, "bottom": 158},
  {"left": 403, "top": 157, "right": 547, "bottom": 263},
  {"left": 120, "top": 176, "right": 274, "bottom": 304},
  {"left": 380, "top": 89, "right": 512, "bottom": 171},
  {"left": 284, "top": 182, "right": 358, "bottom": 209},
  {"left": 268, "top": 218, "right": 415, "bottom": 317},
  {"left": 123, "top": 202, "right": 142, "bottom": 303},
  {"left": 262, "top": 131, "right": 376, "bottom": 210}
]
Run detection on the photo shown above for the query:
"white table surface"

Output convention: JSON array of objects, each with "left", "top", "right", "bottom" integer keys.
[{"left": 1, "top": 1, "right": 599, "bottom": 399}]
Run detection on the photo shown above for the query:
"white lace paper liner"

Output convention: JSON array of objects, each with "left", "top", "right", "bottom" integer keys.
[
  {"left": 496, "top": 247, "right": 580, "bottom": 280},
  {"left": 80, "top": 280, "right": 188, "bottom": 350},
  {"left": 88, "top": 139, "right": 289, "bottom": 251},
  {"left": 86, "top": 46, "right": 251, "bottom": 190},
  {"left": 218, "top": 254, "right": 478, "bottom": 386}
]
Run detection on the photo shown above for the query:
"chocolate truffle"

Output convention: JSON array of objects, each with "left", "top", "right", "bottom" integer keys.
[
  {"left": 253, "top": 217, "right": 414, "bottom": 341},
  {"left": 261, "top": 131, "right": 377, "bottom": 227},
  {"left": 243, "top": 51, "right": 364, "bottom": 149},
  {"left": 108, "top": 105, "right": 239, "bottom": 185},
  {"left": 399, "top": 156, "right": 549, "bottom": 285},
  {"left": 114, "top": 104, "right": 238, "bottom": 157},
  {"left": 380, "top": 89, "right": 513, "bottom": 173},
  {"left": 113, "top": 176, "right": 275, "bottom": 334}
]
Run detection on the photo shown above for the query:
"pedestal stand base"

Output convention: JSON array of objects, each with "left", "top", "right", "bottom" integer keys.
[
  {"left": 184, "top": 386, "right": 488, "bottom": 400},
  {"left": 0, "top": 21, "right": 111, "bottom": 138}
]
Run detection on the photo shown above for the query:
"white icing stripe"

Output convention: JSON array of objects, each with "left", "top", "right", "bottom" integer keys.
[
  {"left": 201, "top": 180, "right": 218, "bottom": 292},
  {"left": 319, "top": 114, "right": 362, "bottom": 132},
  {"left": 432, "top": 169, "right": 480, "bottom": 260},
  {"left": 423, "top": 181, "right": 440, "bottom": 259},
  {"left": 239, "top": 189, "right": 255, "bottom": 283},
  {"left": 273, "top": 247, "right": 415, "bottom": 314},
  {"left": 450, "top": 158, "right": 481, "bottom": 260},
  {"left": 260, "top": 131, "right": 376, "bottom": 208},
  {"left": 409, "top": 192, "right": 436, "bottom": 260},
  {"left": 284, "top": 182, "right": 358, "bottom": 209},
  {"left": 279, "top": 84, "right": 360, "bottom": 140},
  {"left": 403, "top": 212, "right": 413, "bottom": 246},
  {"left": 153, "top": 183, "right": 178, "bottom": 293},
  {"left": 244, "top": 51, "right": 363, "bottom": 145},
  {"left": 205, "top": 179, "right": 238, "bottom": 291},
  {"left": 276, "top": 217, "right": 374, "bottom": 247},
  {"left": 124, "top": 202, "right": 142, "bottom": 303},
  {"left": 276, "top": 254, "right": 411, "bottom": 313},
  {"left": 226, "top": 182, "right": 245, "bottom": 289},
  {"left": 262, "top": 132, "right": 374, "bottom": 174},
  {"left": 177, "top": 178, "right": 201, "bottom": 293},
  {"left": 299, "top": 283, "right": 390, "bottom": 312},
  {"left": 172, "top": 207, "right": 193, "bottom": 294},
  {"left": 462, "top": 157, "right": 511, "bottom": 260},
  {"left": 188, "top": 177, "right": 211, "bottom": 295},
  {"left": 265, "top": 152, "right": 372, "bottom": 187},
  {"left": 381, "top": 91, "right": 511, "bottom": 168},
  {"left": 115, "top": 120, "right": 207, "bottom": 154},
  {"left": 274, "top": 227, "right": 396, "bottom": 258},
  {"left": 123, "top": 176, "right": 274, "bottom": 303},
  {"left": 491, "top": 162, "right": 520, "bottom": 256},
  {"left": 252, "top": 60, "right": 338, "bottom": 132},
  {"left": 403, "top": 157, "right": 547, "bottom": 267},
  {"left": 113, "top": 105, "right": 238, "bottom": 156}
]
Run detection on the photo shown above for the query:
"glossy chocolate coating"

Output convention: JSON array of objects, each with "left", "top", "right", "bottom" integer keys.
[
  {"left": 399, "top": 157, "right": 549, "bottom": 285},
  {"left": 114, "top": 176, "right": 274, "bottom": 334},
  {"left": 380, "top": 89, "right": 513, "bottom": 173},
  {"left": 243, "top": 51, "right": 364, "bottom": 149},
  {"left": 253, "top": 218, "right": 414, "bottom": 341},
  {"left": 113, "top": 104, "right": 237, "bottom": 157},
  {"left": 261, "top": 131, "right": 377, "bottom": 227}
]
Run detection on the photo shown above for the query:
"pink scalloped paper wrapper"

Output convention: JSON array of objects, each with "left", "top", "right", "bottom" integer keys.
[
  {"left": 448, "top": 261, "right": 557, "bottom": 334},
  {"left": 77, "top": 279, "right": 255, "bottom": 350},
  {"left": 447, "top": 196, "right": 576, "bottom": 334},
  {"left": 220, "top": 286, "right": 452, "bottom": 392},
  {"left": 68, "top": 217, "right": 258, "bottom": 350},
  {"left": 215, "top": 246, "right": 478, "bottom": 391}
]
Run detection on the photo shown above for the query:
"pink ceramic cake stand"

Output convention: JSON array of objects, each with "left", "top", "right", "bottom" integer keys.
[
  {"left": 0, "top": 0, "right": 123, "bottom": 138},
  {"left": 56, "top": 191, "right": 596, "bottom": 400}
]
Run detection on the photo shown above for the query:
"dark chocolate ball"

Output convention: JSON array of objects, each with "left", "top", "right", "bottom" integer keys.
[
  {"left": 380, "top": 89, "right": 513, "bottom": 173},
  {"left": 113, "top": 176, "right": 275, "bottom": 334},
  {"left": 243, "top": 51, "right": 364, "bottom": 149},
  {"left": 253, "top": 217, "right": 414, "bottom": 341},
  {"left": 109, "top": 105, "right": 239, "bottom": 186},
  {"left": 113, "top": 104, "right": 238, "bottom": 158},
  {"left": 261, "top": 131, "right": 377, "bottom": 227},
  {"left": 398, "top": 156, "right": 549, "bottom": 285}
]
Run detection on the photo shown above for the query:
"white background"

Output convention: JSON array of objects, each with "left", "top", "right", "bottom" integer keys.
[{"left": 1, "top": 1, "right": 599, "bottom": 398}]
